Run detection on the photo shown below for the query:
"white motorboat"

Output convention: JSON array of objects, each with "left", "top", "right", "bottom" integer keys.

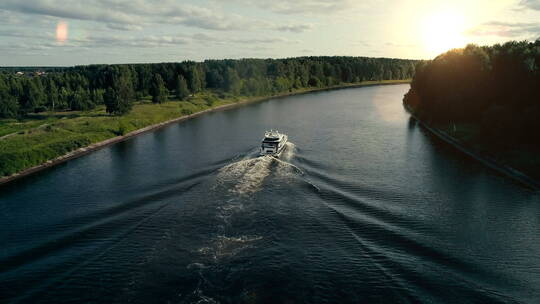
[{"left": 260, "top": 130, "right": 288, "bottom": 156}]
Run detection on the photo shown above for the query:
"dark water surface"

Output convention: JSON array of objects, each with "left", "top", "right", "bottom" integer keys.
[{"left": 1, "top": 85, "right": 539, "bottom": 303}]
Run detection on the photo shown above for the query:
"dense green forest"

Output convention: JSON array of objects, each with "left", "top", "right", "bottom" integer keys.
[
  {"left": 404, "top": 40, "right": 540, "bottom": 174},
  {"left": 0, "top": 56, "right": 416, "bottom": 118}
]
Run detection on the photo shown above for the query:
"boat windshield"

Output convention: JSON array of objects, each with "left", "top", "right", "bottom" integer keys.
[{"left": 262, "top": 142, "right": 277, "bottom": 148}]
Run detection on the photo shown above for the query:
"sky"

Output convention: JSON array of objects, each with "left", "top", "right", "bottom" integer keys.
[{"left": 0, "top": 0, "right": 539, "bottom": 66}]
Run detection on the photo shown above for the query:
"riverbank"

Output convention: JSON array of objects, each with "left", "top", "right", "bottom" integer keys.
[
  {"left": 405, "top": 106, "right": 540, "bottom": 190},
  {"left": 0, "top": 80, "right": 410, "bottom": 185}
]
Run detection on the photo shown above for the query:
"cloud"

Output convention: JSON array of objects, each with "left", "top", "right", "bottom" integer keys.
[
  {"left": 466, "top": 21, "right": 540, "bottom": 39},
  {"left": 0, "top": 1, "right": 134, "bottom": 24},
  {"left": 0, "top": 41, "right": 58, "bottom": 54},
  {"left": 351, "top": 41, "right": 372, "bottom": 47},
  {"left": 106, "top": 23, "right": 143, "bottom": 31},
  {"left": 0, "top": 30, "right": 297, "bottom": 55},
  {"left": 191, "top": 33, "right": 298, "bottom": 45},
  {"left": 519, "top": 0, "right": 540, "bottom": 10},
  {"left": 0, "top": 34, "right": 189, "bottom": 52},
  {"left": 0, "top": 9, "right": 22, "bottom": 25},
  {"left": 231, "top": 37, "right": 297, "bottom": 44},
  {"left": 232, "top": 0, "right": 355, "bottom": 14},
  {"left": 274, "top": 23, "right": 314, "bottom": 33},
  {"left": 0, "top": 0, "right": 306, "bottom": 33},
  {"left": 0, "top": 9, "right": 56, "bottom": 26},
  {"left": 71, "top": 35, "right": 191, "bottom": 49},
  {"left": 0, "top": 28, "right": 53, "bottom": 39},
  {"left": 385, "top": 42, "right": 417, "bottom": 48}
]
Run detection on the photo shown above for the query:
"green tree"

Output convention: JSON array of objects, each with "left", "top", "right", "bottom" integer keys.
[
  {"left": 104, "top": 72, "right": 134, "bottom": 115},
  {"left": 58, "top": 87, "right": 70, "bottom": 110},
  {"left": 0, "top": 76, "right": 18, "bottom": 118},
  {"left": 113, "top": 70, "right": 135, "bottom": 115},
  {"left": 224, "top": 68, "right": 241, "bottom": 94},
  {"left": 275, "top": 76, "right": 291, "bottom": 92},
  {"left": 91, "top": 89, "right": 104, "bottom": 105},
  {"left": 150, "top": 74, "right": 168, "bottom": 104},
  {"left": 0, "top": 96, "right": 18, "bottom": 118},
  {"left": 189, "top": 66, "right": 202, "bottom": 93},
  {"left": 69, "top": 87, "right": 93, "bottom": 111},
  {"left": 20, "top": 78, "right": 45, "bottom": 114},
  {"left": 104, "top": 87, "right": 117, "bottom": 114},
  {"left": 46, "top": 79, "right": 58, "bottom": 111},
  {"left": 9, "top": 77, "right": 23, "bottom": 100},
  {"left": 308, "top": 76, "right": 322, "bottom": 87},
  {"left": 175, "top": 74, "right": 190, "bottom": 100},
  {"left": 0, "top": 77, "right": 18, "bottom": 118}
]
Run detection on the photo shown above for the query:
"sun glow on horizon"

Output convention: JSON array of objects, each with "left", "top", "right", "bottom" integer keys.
[{"left": 422, "top": 10, "right": 467, "bottom": 58}]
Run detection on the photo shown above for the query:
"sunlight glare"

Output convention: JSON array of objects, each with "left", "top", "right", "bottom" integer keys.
[{"left": 422, "top": 11, "right": 466, "bottom": 58}]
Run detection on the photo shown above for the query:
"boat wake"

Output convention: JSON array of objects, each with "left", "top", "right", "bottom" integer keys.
[
  {"left": 279, "top": 142, "right": 296, "bottom": 161},
  {"left": 217, "top": 155, "right": 274, "bottom": 196},
  {"left": 181, "top": 142, "right": 313, "bottom": 303},
  {"left": 184, "top": 234, "right": 264, "bottom": 303},
  {"left": 215, "top": 142, "right": 299, "bottom": 196},
  {"left": 197, "top": 235, "right": 263, "bottom": 262},
  {"left": 192, "top": 142, "right": 303, "bottom": 265}
]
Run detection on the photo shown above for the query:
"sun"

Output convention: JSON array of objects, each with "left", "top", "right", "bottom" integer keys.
[{"left": 422, "top": 11, "right": 467, "bottom": 58}]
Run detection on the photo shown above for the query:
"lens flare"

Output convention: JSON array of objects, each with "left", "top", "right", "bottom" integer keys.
[{"left": 56, "top": 21, "right": 68, "bottom": 43}]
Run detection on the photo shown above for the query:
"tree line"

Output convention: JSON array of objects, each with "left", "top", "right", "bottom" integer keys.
[
  {"left": 403, "top": 40, "right": 540, "bottom": 147},
  {"left": 1, "top": 56, "right": 417, "bottom": 118}
]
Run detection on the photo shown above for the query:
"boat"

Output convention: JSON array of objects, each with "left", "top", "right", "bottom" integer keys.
[{"left": 260, "top": 130, "right": 288, "bottom": 156}]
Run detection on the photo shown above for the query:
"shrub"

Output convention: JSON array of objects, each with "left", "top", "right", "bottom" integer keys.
[
  {"left": 116, "top": 121, "right": 130, "bottom": 136},
  {"left": 0, "top": 136, "right": 91, "bottom": 176},
  {"left": 181, "top": 108, "right": 194, "bottom": 115}
]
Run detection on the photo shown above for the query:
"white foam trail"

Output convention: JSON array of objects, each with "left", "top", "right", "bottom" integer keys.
[
  {"left": 197, "top": 235, "right": 263, "bottom": 261},
  {"left": 189, "top": 286, "right": 219, "bottom": 304},
  {"left": 280, "top": 142, "right": 296, "bottom": 161},
  {"left": 217, "top": 155, "right": 274, "bottom": 196},
  {"left": 195, "top": 295, "right": 218, "bottom": 304},
  {"left": 186, "top": 262, "right": 208, "bottom": 270},
  {"left": 215, "top": 142, "right": 301, "bottom": 195},
  {"left": 274, "top": 157, "right": 303, "bottom": 177},
  {"left": 215, "top": 199, "right": 245, "bottom": 225}
]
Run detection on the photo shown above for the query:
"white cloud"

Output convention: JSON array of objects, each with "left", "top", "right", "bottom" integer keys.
[
  {"left": 106, "top": 23, "right": 143, "bottom": 31},
  {"left": 231, "top": 0, "right": 356, "bottom": 14},
  {"left": 0, "top": 30, "right": 298, "bottom": 55},
  {"left": 466, "top": 21, "right": 540, "bottom": 39},
  {"left": 0, "top": 0, "right": 311, "bottom": 32},
  {"left": 0, "top": 1, "right": 134, "bottom": 24},
  {"left": 519, "top": 0, "right": 540, "bottom": 10},
  {"left": 274, "top": 23, "right": 314, "bottom": 33},
  {"left": 191, "top": 33, "right": 298, "bottom": 45}
]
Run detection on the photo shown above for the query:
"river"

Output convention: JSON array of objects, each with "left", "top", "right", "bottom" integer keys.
[{"left": 1, "top": 84, "right": 539, "bottom": 303}]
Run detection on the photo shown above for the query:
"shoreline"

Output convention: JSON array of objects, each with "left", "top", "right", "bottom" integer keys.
[
  {"left": 406, "top": 106, "right": 540, "bottom": 190},
  {"left": 0, "top": 80, "right": 410, "bottom": 186}
]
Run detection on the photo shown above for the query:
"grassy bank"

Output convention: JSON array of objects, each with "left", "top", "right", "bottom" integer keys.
[{"left": 0, "top": 80, "right": 409, "bottom": 179}]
